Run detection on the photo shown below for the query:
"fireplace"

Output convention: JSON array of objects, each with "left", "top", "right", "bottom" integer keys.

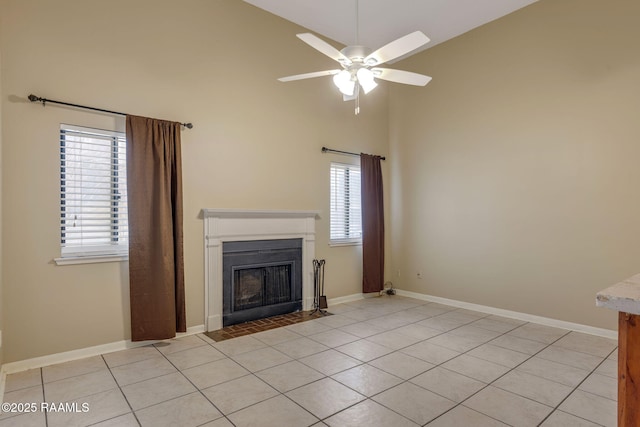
[
  {"left": 202, "top": 209, "right": 319, "bottom": 331},
  {"left": 223, "top": 239, "right": 302, "bottom": 326}
]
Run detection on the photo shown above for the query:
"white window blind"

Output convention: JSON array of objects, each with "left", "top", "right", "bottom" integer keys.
[
  {"left": 330, "top": 162, "right": 362, "bottom": 244},
  {"left": 60, "top": 124, "right": 128, "bottom": 257}
]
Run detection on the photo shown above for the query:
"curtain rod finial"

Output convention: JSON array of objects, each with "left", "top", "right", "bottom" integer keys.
[
  {"left": 28, "top": 94, "right": 41, "bottom": 102},
  {"left": 183, "top": 123, "right": 193, "bottom": 129}
]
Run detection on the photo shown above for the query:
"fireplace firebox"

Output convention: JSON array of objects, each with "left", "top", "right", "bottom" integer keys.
[{"left": 222, "top": 238, "right": 302, "bottom": 326}]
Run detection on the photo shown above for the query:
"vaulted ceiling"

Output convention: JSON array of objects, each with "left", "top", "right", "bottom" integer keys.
[{"left": 244, "top": 0, "right": 538, "bottom": 59}]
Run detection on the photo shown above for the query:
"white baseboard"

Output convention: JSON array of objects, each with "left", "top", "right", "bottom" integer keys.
[
  {"left": 394, "top": 289, "right": 617, "bottom": 340},
  {"left": 0, "top": 324, "right": 205, "bottom": 376},
  {"left": 327, "top": 293, "right": 365, "bottom": 306}
]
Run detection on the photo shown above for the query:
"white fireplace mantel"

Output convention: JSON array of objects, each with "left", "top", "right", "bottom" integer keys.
[{"left": 202, "top": 209, "right": 320, "bottom": 331}]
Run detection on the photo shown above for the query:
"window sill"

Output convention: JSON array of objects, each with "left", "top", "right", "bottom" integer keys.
[
  {"left": 329, "top": 240, "right": 362, "bottom": 247},
  {"left": 54, "top": 254, "right": 129, "bottom": 266}
]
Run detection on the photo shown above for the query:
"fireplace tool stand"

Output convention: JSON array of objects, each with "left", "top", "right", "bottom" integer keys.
[{"left": 310, "top": 259, "right": 328, "bottom": 315}]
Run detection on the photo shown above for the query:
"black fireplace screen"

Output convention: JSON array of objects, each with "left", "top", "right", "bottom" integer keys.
[
  {"left": 222, "top": 238, "right": 303, "bottom": 326},
  {"left": 233, "top": 264, "right": 292, "bottom": 311}
]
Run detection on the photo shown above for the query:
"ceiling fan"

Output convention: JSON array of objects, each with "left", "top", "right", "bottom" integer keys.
[{"left": 277, "top": 2, "right": 432, "bottom": 114}]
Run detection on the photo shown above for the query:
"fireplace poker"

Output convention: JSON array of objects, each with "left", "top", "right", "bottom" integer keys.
[
  {"left": 310, "top": 259, "right": 328, "bottom": 315},
  {"left": 318, "top": 259, "right": 328, "bottom": 310}
]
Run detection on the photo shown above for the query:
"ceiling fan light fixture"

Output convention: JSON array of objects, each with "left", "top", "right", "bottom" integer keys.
[
  {"left": 333, "top": 70, "right": 355, "bottom": 96},
  {"left": 356, "top": 68, "right": 378, "bottom": 94},
  {"left": 278, "top": 11, "right": 432, "bottom": 114}
]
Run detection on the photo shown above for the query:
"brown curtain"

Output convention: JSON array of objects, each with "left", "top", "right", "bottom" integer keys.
[
  {"left": 361, "top": 153, "right": 385, "bottom": 293},
  {"left": 126, "top": 115, "right": 186, "bottom": 341}
]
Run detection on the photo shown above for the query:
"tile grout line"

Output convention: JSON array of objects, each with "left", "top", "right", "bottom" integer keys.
[
  {"left": 414, "top": 321, "right": 535, "bottom": 426},
  {"left": 115, "top": 305, "right": 610, "bottom": 426},
  {"left": 41, "top": 367, "right": 48, "bottom": 427},
  {"left": 99, "top": 353, "right": 142, "bottom": 427},
  {"left": 351, "top": 314, "right": 534, "bottom": 426},
  {"left": 172, "top": 305, "right": 607, "bottom": 426},
  {"left": 282, "top": 305, "right": 494, "bottom": 425},
  {"left": 94, "top": 340, "right": 218, "bottom": 426},
  {"left": 40, "top": 319, "right": 581, "bottom": 427},
  {"left": 230, "top": 304, "right": 598, "bottom": 425},
  {"left": 286, "top": 304, "right": 499, "bottom": 424},
  {"left": 6, "top": 298, "right": 615, "bottom": 427},
  {"left": 310, "top": 302, "right": 612, "bottom": 426},
  {"left": 155, "top": 335, "right": 238, "bottom": 426},
  {"left": 221, "top": 302, "right": 435, "bottom": 425},
  {"left": 178, "top": 334, "right": 325, "bottom": 425},
  {"left": 198, "top": 333, "right": 331, "bottom": 425},
  {"left": 535, "top": 346, "right": 618, "bottom": 427},
  {"left": 430, "top": 326, "right": 616, "bottom": 426},
  {"left": 425, "top": 328, "right": 573, "bottom": 426}
]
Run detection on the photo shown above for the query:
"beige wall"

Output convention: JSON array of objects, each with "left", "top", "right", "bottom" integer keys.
[
  {"left": 0, "top": 0, "right": 389, "bottom": 363},
  {"left": 390, "top": 0, "right": 640, "bottom": 330}
]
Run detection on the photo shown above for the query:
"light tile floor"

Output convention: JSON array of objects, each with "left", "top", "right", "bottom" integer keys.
[{"left": 0, "top": 296, "right": 618, "bottom": 426}]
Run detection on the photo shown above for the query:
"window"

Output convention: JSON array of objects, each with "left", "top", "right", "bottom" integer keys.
[
  {"left": 330, "top": 162, "right": 362, "bottom": 244},
  {"left": 59, "top": 124, "right": 128, "bottom": 258}
]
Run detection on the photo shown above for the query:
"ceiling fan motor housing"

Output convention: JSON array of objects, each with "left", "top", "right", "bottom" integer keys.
[{"left": 340, "top": 45, "right": 373, "bottom": 65}]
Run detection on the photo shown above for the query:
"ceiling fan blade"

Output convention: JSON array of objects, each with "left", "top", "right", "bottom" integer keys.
[
  {"left": 364, "top": 31, "right": 430, "bottom": 66},
  {"left": 372, "top": 68, "right": 432, "bottom": 86},
  {"left": 297, "top": 33, "right": 352, "bottom": 65},
  {"left": 278, "top": 69, "right": 341, "bottom": 82}
]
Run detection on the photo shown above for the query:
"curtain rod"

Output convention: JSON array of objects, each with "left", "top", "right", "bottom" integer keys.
[
  {"left": 321, "top": 146, "right": 386, "bottom": 161},
  {"left": 27, "top": 94, "right": 193, "bottom": 129}
]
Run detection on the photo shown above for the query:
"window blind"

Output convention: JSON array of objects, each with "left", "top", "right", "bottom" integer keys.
[
  {"left": 60, "top": 124, "right": 128, "bottom": 257},
  {"left": 330, "top": 162, "right": 362, "bottom": 243}
]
